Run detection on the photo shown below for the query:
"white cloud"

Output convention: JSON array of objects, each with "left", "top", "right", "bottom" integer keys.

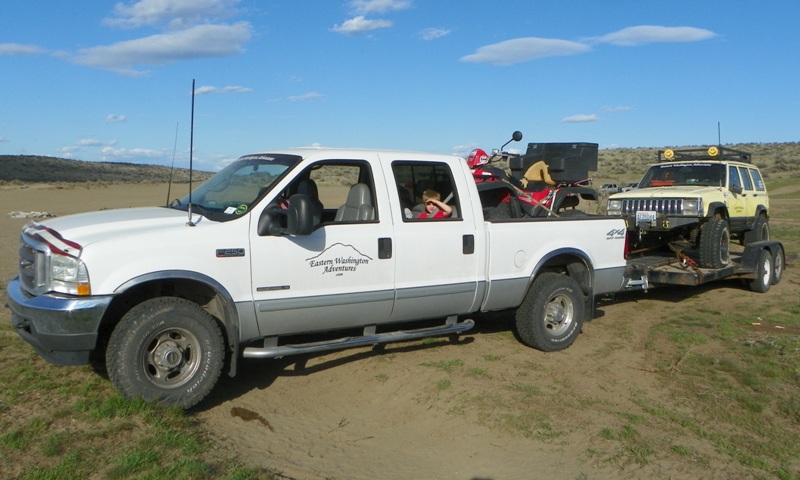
[
  {"left": 288, "top": 92, "right": 324, "bottom": 102},
  {"left": 595, "top": 26, "right": 716, "bottom": 46},
  {"left": 102, "top": 146, "right": 165, "bottom": 160},
  {"left": 104, "top": 0, "right": 240, "bottom": 29},
  {"left": 70, "top": 22, "right": 252, "bottom": 74},
  {"left": 601, "top": 106, "right": 632, "bottom": 113},
  {"left": 419, "top": 27, "right": 451, "bottom": 41},
  {"left": 0, "top": 43, "right": 47, "bottom": 55},
  {"left": 461, "top": 37, "right": 590, "bottom": 65},
  {"left": 349, "top": 0, "right": 411, "bottom": 15},
  {"left": 332, "top": 16, "right": 393, "bottom": 35},
  {"left": 562, "top": 114, "right": 599, "bottom": 123},
  {"left": 106, "top": 114, "right": 128, "bottom": 123},
  {"left": 194, "top": 85, "right": 253, "bottom": 95},
  {"left": 78, "top": 138, "right": 104, "bottom": 146}
]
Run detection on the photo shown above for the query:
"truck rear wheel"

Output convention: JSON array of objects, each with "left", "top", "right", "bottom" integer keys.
[
  {"left": 743, "top": 215, "right": 769, "bottom": 245},
  {"left": 107, "top": 297, "right": 225, "bottom": 409},
  {"left": 515, "top": 273, "right": 584, "bottom": 352},
  {"left": 699, "top": 218, "right": 730, "bottom": 269}
]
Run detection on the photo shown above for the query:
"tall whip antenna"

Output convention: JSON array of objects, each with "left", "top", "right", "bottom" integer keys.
[
  {"left": 166, "top": 122, "right": 178, "bottom": 206},
  {"left": 187, "top": 79, "right": 196, "bottom": 227}
]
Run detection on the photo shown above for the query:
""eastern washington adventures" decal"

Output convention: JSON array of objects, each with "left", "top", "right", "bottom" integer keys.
[{"left": 305, "top": 243, "right": 373, "bottom": 276}]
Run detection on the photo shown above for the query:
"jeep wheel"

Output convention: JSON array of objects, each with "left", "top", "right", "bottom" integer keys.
[
  {"left": 743, "top": 215, "right": 769, "bottom": 245},
  {"left": 772, "top": 245, "right": 785, "bottom": 285},
  {"left": 749, "top": 249, "right": 773, "bottom": 293},
  {"left": 107, "top": 297, "right": 225, "bottom": 409},
  {"left": 515, "top": 273, "right": 584, "bottom": 352},
  {"left": 699, "top": 218, "right": 730, "bottom": 269}
]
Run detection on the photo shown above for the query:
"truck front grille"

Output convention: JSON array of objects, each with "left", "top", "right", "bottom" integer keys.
[
  {"left": 621, "top": 198, "right": 685, "bottom": 215},
  {"left": 18, "top": 241, "right": 46, "bottom": 293}
]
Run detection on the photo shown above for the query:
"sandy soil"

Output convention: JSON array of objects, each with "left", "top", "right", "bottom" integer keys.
[{"left": 2, "top": 183, "right": 797, "bottom": 480}]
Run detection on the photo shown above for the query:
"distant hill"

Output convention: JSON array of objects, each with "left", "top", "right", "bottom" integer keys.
[
  {"left": 2, "top": 142, "right": 798, "bottom": 185},
  {"left": 0, "top": 155, "right": 213, "bottom": 184}
]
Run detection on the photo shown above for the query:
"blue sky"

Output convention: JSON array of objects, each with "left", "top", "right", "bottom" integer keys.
[{"left": 1, "top": 0, "right": 798, "bottom": 172}]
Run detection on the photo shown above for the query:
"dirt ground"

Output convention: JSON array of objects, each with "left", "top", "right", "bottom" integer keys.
[{"left": 2, "top": 183, "right": 798, "bottom": 480}]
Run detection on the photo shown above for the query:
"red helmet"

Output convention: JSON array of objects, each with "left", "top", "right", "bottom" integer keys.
[{"left": 466, "top": 148, "right": 489, "bottom": 168}]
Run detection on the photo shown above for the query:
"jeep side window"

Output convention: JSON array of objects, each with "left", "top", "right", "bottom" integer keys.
[
  {"left": 737, "top": 166, "right": 753, "bottom": 191},
  {"left": 728, "top": 165, "right": 741, "bottom": 190},
  {"left": 749, "top": 169, "right": 766, "bottom": 191},
  {"left": 391, "top": 161, "right": 461, "bottom": 221}
]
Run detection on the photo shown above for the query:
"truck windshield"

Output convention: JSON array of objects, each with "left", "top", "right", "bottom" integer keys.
[
  {"left": 639, "top": 163, "right": 724, "bottom": 188},
  {"left": 172, "top": 154, "right": 301, "bottom": 219}
]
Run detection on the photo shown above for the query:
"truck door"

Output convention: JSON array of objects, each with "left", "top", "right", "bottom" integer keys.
[
  {"left": 385, "top": 158, "right": 481, "bottom": 321},
  {"left": 248, "top": 158, "right": 396, "bottom": 336}
]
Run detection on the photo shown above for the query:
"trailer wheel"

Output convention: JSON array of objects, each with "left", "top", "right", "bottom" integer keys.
[
  {"left": 743, "top": 215, "right": 769, "bottom": 245},
  {"left": 771, "top": 246, "right": 785, "bottom": 285},
  {"left": 749, "top": 249, "right": 773, "bottom": 293},
  {"left": 699, "top": 218, "right": 730, "bottom": 269},
  {"left": 516, "top": 273, "right": 584, "bottom": 352},
  {"left": 107, "top": 297, "right": 225, "bottom": 409}
]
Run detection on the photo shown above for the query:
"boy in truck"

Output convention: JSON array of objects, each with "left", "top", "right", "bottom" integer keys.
[{"left": 418, "top": 189, "right": 452, "bottom": 219}]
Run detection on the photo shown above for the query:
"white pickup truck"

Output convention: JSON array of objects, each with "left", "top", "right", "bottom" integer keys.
[{"left": 7, "top": 147, "right": 628, "bottom": 408}]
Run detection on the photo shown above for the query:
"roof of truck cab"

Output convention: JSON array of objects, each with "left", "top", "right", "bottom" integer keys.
[{"left": 244, "top": 147, "right": 463, "bottom": 162}]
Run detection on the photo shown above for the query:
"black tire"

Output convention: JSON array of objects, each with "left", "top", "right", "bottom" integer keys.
[
  {"left": 749, "top": 249, "right": 773, "bottom": 293},
  {"left": 699, "top": 218, "right": 730, "bottom": 269},
  {"left": 772, "top": 246, "right": 785, "bottom": 285},
  {"left": 515, "top": 273, "right": 584, "bottom": 352},
  {"left": 743, "top": 215, "right": 769, "bottom": 245},
  {"left": 107, "top": 297, "right": 225, "bottom": 409}
]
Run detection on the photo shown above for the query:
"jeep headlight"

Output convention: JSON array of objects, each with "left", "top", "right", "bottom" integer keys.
[
  {"left": 607, "top": 199, "right": 623, "bottom": 216},
  {"left": 50, "top": 253, "right": 91, "bottom": 296},
  {"left": 682, "top": 198, "right": 703, "bottom": 216}
]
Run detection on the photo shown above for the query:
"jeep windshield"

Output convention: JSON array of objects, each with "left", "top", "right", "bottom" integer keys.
[
  {"left": 171, "top": 153, "right": 302, "bottom": 220},
  {"left": 639, "top": 162, "right": 724, "bottom": 188}
]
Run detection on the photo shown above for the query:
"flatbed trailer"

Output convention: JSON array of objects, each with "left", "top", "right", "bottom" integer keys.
[{"left": 623, "top": 241, "right": 786, "bottom": 293}]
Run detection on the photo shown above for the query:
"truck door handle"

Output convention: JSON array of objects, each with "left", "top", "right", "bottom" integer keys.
[
  {"left": 463, "top": 234, "right": 474, "bottom": 255},
  {"left": 378, "top": 237, "right": 392, "bottom": 259}
]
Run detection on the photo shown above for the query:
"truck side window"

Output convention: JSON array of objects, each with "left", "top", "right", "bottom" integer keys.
[
  {"left": 391, "top": 161, "right": 461, "bottom": 222},
  {"left": 738, "top": 166, "right": 753, "bottom": 191},
  {"left": 291, "top": 161, "right": 377, "bottom": 224}
]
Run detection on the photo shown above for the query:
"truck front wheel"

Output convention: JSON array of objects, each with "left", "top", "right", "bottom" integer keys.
[
  {"left": 515, "top": 273, "right": 584, "bottom": 352},
  {"left": 699, "top": 218, "right": 730, "bottom": 269},
  {"left": 107, "top": 297, "right": 225, "bottom": 409}
]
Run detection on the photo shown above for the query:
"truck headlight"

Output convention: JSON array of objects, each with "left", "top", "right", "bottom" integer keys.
[
  {"left": 682, "top": 198, "right": 703, "bottom": 216},
  {"left": 50, "top": 253, "right": 91, "bottom": 296},
  {"left": 607, "top": 199, "right": 623, "bottom": 216}
]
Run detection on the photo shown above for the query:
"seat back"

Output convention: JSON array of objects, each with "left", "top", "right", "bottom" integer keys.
[
  {"left": 335, "top": 183, "right": 374, "bottom": 221},
  {"left": 296, "top": 179, "right": 323, "bottom": 224}
]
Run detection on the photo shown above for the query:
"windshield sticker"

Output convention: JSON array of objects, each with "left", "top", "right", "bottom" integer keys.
[
  {"left": 657, "top": 162, "right": 714, "bottom": 169},
  {"left": 306, "top": 243, "right": 373, "bottom": 276},
  {"left": 234, "top": 204, "right": 248, "bottom": 215}
]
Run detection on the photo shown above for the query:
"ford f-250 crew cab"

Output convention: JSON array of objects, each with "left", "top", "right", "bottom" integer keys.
[{"left": 7, "top": 147, "right": 628, "bottom": 408}]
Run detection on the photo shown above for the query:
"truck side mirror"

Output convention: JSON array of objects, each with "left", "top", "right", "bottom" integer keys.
[{"left": 257, "top": 195, "right": 315, "bottom": 237}]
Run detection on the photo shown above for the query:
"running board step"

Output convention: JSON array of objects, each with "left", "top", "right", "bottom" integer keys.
[{"left": 243, "top": 318, "right": 475, "bottom": 359}]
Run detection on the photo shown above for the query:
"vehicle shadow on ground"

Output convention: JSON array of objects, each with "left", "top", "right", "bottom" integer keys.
[{"left": 194, "top": 314, "right": 515, "bottom": 412}]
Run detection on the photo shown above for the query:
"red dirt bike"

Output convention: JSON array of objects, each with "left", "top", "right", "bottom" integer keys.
[{"left": 467, "top": 131, "right": 598, "bottom": 218}]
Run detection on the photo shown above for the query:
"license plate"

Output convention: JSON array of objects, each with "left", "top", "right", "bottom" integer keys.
[{"left": 635, "top": 211, "right": 657, "bottom": 225}]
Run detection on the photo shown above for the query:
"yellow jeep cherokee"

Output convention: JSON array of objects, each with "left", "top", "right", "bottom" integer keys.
[{"left": 607, "top": 146, "right": 769, "bottom": 269}]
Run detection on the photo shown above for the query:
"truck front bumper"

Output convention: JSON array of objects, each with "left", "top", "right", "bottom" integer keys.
[{"left": 6, "top": 277, "right": 113, "bottom": 365}]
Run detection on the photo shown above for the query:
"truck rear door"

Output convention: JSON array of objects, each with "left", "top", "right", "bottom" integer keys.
[{"left": 383, "top": 156, "right": 482, "bottom": 321}]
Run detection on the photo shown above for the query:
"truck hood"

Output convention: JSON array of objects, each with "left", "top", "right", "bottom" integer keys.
[
  {"left": 609, "top": 185, "right": 720, "bottom": 199},
  {"left": 25, "top": 207, "right": 203, "bottom": 255}
]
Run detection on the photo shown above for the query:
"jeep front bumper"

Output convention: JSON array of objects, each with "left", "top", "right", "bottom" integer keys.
[
  {"left": 6, "top": 277, "right": 112, "bottom": 365},
  {"left": 621, "top": 213, "right": 701, "bottom": 232}
]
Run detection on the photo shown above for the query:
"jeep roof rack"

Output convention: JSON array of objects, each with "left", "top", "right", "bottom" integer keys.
[{"left": 657, "top": 146, "right": 751, "bottom": 164}]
